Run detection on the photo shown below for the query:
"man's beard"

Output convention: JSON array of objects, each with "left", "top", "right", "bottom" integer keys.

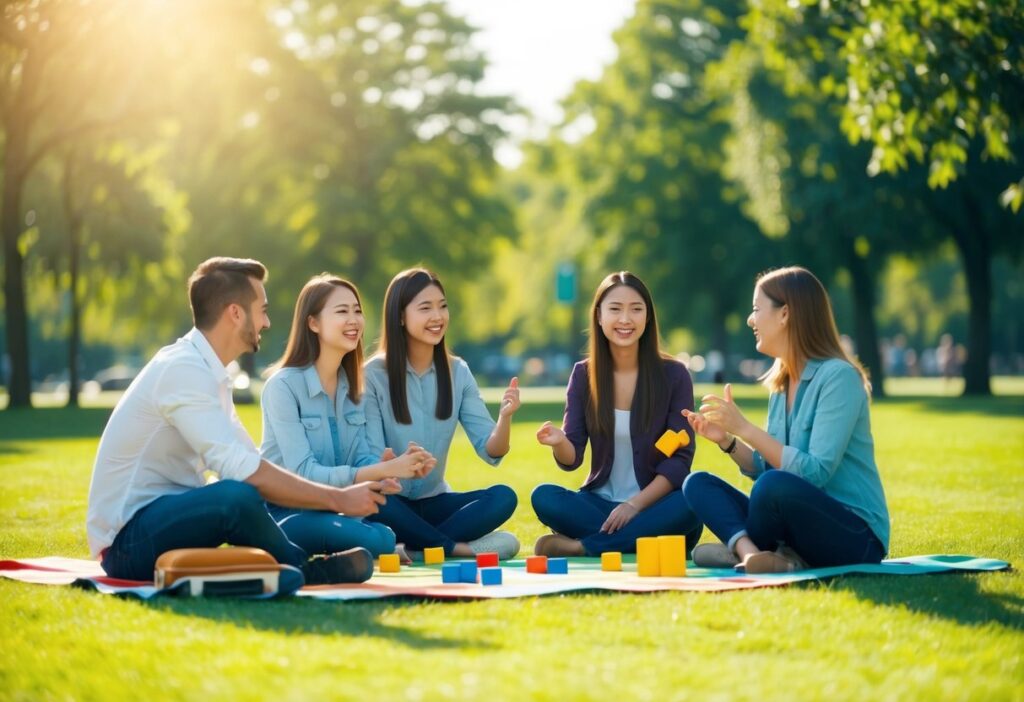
[{"left": 241, "top": 311, "right": 261, "bottom": 353}]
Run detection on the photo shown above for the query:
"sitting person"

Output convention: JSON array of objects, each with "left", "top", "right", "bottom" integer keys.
[
  {"left": 682, "top": 266, "right": 890, "bottom": 573},
  {"left": 532, "top": 272, "right": 702, "bottom": 557},
  {"left": 87, "top": 257, "right": 398, "bottom": 585},
  {"left": 261, "top": 274, "right": 436, "bottom": 559},
  {"left": 362, "top": 268, "right": 521, "bottom": 560}
]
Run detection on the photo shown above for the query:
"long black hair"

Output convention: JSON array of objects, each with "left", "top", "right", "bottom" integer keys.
[
  {"left": 585, "top": 271, "right": 667, "bottom": 437},
  {"left": 378, "top": 268, "right": 453, "bottom": 424}
]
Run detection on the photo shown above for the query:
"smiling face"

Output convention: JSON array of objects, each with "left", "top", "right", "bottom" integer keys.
[
  {"left": 747, "top": 285, "right": 788, "bottom": 358},
  {"left": 308, "top": 284, "right": 363, "bottom": 356},
  {"left": 402, "top": 283, "right": 449, "bottom": 349},
  {"left": 239, "top": 277, "right": 270, "bottom": 354},
  {"left": 597, "top": 284, "right": 648, "bottom": 350}
]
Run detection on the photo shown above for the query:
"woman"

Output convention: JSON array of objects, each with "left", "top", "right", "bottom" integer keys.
[
  {"left": 532, "top": 271, "right": 702, "bottom": 557},
  {"left": 682, "top": 266, "right": 890, "bottom": 573},
  {"left": 261, "top": 274, "right": 435, "bottom": 559},
  {"left": 362, "top": 268, "right": 521, "bottom": 559}
]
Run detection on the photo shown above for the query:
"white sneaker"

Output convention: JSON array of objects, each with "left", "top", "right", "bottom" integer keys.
[{"left": 467, "top": 531, "right": 520, "bottom": 560}]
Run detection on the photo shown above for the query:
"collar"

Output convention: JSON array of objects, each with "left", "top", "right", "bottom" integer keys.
[
  {"left": 183, "top": 328, "right": 230, "bottom": 384},
  {"left": 799, "top": 358, "right": 824, "bottom": 383},
  {"left": 406, "top": 360, "right": 436, "bottom": 378},
  {"left": 301, "top": 364, "right": 351, "bottom": 399}
]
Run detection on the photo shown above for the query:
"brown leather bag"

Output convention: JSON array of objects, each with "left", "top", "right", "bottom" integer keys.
[{"left": 154, "top": 547, "right": 302, "bottom": 597}]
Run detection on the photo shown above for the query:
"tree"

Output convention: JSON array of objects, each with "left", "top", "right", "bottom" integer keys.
[{"left": 742, "top": 0, "right": 1024, "bottom": 394}]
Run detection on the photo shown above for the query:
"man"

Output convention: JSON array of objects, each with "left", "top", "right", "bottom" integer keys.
[{"left": 87, "top": 257, "right": 399, "bottom": 585}]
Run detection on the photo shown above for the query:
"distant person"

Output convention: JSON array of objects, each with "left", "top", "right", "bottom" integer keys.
[
  {"left": 260, "top": 274, "right": 438, "bottom": 560},
  {"left": 87, "top": 257, "right": 398, "bottom": 585},
  {"left": 682, "top": 266, "right": 890, "bottom": 573},
  {"left": 531, "top": 272, "right": 702, "bottom": 557},
  {"left": 936, "top": 333, "right": 957, "bottom": 383},
  {"left": 362, "top": 268, "right": 521, "bottom": 560}
]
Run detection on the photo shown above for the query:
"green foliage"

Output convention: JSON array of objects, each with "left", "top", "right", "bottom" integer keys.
[{"left": 745, "top": 0, "right": 1024, "bottom": 192}]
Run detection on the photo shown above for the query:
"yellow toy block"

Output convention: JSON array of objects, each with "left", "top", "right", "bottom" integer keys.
[
  {"left": 636, "top": 537, "right": 661, "bottom": 577},
  {"left": 658, "top": 535, "right": 687, "bottom": 577},
  {"left": 655, "top": 429, "right": 691, "bottom": 457},
  {"left": 378, "top": 553, "right": 400, "bottom": 573},
  {"left": 601, "top": 551, "right": 622, "bottom": 572},
  {"left": 423, "top": 546, "right": 445, "bottom": 565}
]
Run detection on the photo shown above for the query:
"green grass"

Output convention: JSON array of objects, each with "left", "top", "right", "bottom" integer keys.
[{"left": 2, "top": 382, "right": 1023, "bottom": 701}]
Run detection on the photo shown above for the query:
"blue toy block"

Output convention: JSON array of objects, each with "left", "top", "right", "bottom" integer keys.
[
  {"left": 479, "top": 567, "right": 502, "bottom": 586},
  {"left": 459, "top": 561, "right": 478, "bottom": 583},
  {"left": 441, "top": 563, "right": 462, "bottom": 584},
  {"left": 547, "top": 557, "right": 569, "bottom": 574}
]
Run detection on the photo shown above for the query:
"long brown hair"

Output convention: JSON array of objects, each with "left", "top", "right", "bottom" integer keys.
[
  {"left": 586, "top": 272, "right": 668, "bottom": 438},
  {"left": 275, "top": 274, "right": 364, "bottom": 402},
  {"left": 378, "top": 267, "right": 453, "bottom": 424},
  {"left": 756, "top": 266, "right": 870, "bottom": 394}
]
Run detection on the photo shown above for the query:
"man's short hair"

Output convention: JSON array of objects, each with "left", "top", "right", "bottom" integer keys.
[{"left": 188, "top": 257, "right": 268, "bottom": 330}]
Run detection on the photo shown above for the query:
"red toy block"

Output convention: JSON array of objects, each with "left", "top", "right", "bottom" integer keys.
[{"left": 476, "top": 552, "right": 499, "bottom": 568}]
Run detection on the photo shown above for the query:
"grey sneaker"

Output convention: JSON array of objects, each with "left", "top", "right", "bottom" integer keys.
[
  {"left": 467, "top": 531, "right": 520, "bottom": 560},
  {"left": 692, "top": 543, "right": 740, "bottom": 568},
  {"left": 302, "top": 547, "right": 374, "bottom": 585}
]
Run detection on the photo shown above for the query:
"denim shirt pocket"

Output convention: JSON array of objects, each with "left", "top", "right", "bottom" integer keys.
[{"left": 343, "top": 409, "right": 367, "bottom": 427}]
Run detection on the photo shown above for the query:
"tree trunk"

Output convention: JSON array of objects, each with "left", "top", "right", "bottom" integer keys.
[
  {"left": 1, "top": 122, "right": 31, "bottom": 408},
  {"left": 952, "top": 192, "right": 992, "bottom": 396},
  {"left": 63, "top": 153, "right": 83, "bottom": 408},
  {"left": 845, "top": 240, "right": 886, "bottom": 398}
]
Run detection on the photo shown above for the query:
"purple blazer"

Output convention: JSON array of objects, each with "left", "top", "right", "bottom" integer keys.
[{"left": 557, "top": 358, "right": 696, "bottom": 491}]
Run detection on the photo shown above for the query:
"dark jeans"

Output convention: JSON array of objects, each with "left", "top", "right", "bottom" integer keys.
[
  {"left": 365, "top": 485, "right": 517, "bottom": 554},
  {"left": 682, "top": 470, "right": 885, "bottom": 567},
  {"left": 268, "top": 505, "right": 397, "bottom": 557},
  {"left": 101, "top": 480, "right": 307, "bottom": 581},
  {"left": 531, "top": 483, "right": 703, "bottom": 556}
]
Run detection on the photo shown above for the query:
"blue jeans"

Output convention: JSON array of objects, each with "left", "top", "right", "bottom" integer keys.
[
  {"left": 365, "top": 485, "right": 517, "bottom": 554},
  {"left": 268, "top": 505, "right": 396, "bottom": 557},
  {"left": 531, "top": 484, "right": 703, "bottom": 556},
  {"left": 101, "top": 480, "right": 307, "bottom": 581},
  {"left": 682, "top": 470, "right": 885, "bottom": 567}
]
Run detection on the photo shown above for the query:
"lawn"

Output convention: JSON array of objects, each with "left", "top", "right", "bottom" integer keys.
[{"left": 1, "top": 382, "right": 1022, "bottom": 701}]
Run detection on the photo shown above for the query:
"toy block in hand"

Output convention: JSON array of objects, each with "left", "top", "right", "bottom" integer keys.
[
  {"left": 424, "top": 547, "right": 445, "bottom": 565},
  {"left": 655, "top": 429, "right": 691, "bottom": 456}
]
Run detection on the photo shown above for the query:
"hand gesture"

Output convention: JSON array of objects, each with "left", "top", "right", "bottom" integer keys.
[
  {"left": 697, "top": 383, "right": 750, "bottom": 436},
  {"left": 386, "top": 442, "right": 436, "bottom": 479},
  {"left": 600, "top": 502, "right": 638, "bottom": 534},
  {"left": 536, "top": 421, "right": 566, "bottom": 447},
  {"left": 499, "top": 376, "right": 521, "bottom": 418},
  {"left": 681, "top": 408, "right": 729, "bottom": 444},
  {"left": 334, "top": 481, "right": 388, "bottom": 516}
]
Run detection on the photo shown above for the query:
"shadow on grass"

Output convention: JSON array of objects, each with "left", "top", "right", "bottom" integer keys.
[
  {"left": 875, "top": 395, "right": 1024, "bottom": 417},
  {"left": 831, "top": 571, "right": 1024, "bottom": 631},
  {"left": 144, "top": 596, "right": 494, "bottom": 649}
]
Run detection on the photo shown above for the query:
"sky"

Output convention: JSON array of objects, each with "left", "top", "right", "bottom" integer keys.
[{"left": 444, "top": 0, "right": 636, "bottom": 168}]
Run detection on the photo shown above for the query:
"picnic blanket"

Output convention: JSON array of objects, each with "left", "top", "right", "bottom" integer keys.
[{"left": 0, "top": 554, "right": 1010, "bottom": 601}]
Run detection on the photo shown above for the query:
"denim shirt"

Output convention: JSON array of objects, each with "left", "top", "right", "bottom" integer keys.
[
  {"left": 363, "top": 355, "right": 501, "bottom": 500},
  {"left": 260, "top": 365, "right": 377, "bottom": 487},
  {"left": 746, "top": 358, "right": 890, "bottom": 551}
]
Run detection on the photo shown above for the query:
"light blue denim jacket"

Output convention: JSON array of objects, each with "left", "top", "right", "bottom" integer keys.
[
  {"left": 260, "top": 365, "right": 377, "bottom": 486},
  {"left": 746, "top": 358, "right": 890, "bottom": 551},
  {"left": 363, "top": 355, "right": 501, "bottom": 500}
]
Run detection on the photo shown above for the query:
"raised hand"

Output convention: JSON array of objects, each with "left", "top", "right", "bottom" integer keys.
[
  {"left": 697, "top": 383, "right": 750, "bottom": 436},
  {"left": 499, "top": 376, "right": 521, "bottom": 418},
  {"left": 535, "top": 420, "right": 567, "bottom": 447}
]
